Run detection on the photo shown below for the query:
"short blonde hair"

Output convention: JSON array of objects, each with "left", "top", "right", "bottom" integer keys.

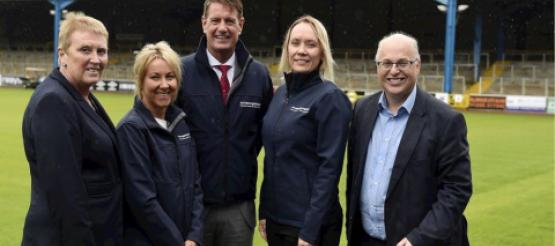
[
  {"left": 133, "top": 41, "right": 182, "bottom": 98},
  {"left": 58, "top": 12, "right": 108, "bottom": 52},
  {"left": 279, "top": 15, "right": 335, "bottom": 82}
]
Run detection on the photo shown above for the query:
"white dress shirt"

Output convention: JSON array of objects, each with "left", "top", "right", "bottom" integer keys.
[{"left": 206, "top": 49, "right": 237, "bottom": 87}]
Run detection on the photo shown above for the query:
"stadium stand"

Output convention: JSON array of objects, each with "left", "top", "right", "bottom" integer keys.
[{"left": 0, "top": 47, "right": 553, "bottom": 96}]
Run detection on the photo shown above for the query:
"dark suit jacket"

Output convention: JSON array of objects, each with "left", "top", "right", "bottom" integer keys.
[
  {"left": 22, "top": 69, "right": 123, "bottom": 245},
  {"left": 346, "top": 87, "right": 472, "bottom": 246}
]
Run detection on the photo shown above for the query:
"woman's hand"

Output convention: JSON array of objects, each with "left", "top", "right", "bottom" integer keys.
[
  {"left": 184, "top": 240, "right": 197, "bottom": 246},
  {"left": 396, "top": 237, "right": 413, "bottom": 246},
  {"left": 298, "top": 238, "right": 312, "bottom": 246},
  {"left": 258, "top": 219, "right": 267, "bottom": 241}
]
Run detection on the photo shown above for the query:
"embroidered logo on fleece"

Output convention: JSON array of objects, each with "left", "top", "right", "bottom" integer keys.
[
  {"left": 240, "top": 101, "right": 261, "bottom": 109},
  {"left": 290, "top": 106, "right": 309, "bottom": 114},
  {"left": 177, "top": 133, "right": 191, "bottom": 141}
]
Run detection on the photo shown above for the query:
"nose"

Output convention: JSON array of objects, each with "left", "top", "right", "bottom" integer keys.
[
  {"left": 297, "top": 44, "right": 308, "bottom": 55},
  {"left": 160, "top": 77, "right": 171, "bottom": 88},
  {"left": 389, "top": 64, "right": 401, "bottom": 73},
  {"left": 216, "top": 20, "right": 227, "bottom": 32},
  {"left": 90, "top": 51, "right": 101, "bottom": 63}
]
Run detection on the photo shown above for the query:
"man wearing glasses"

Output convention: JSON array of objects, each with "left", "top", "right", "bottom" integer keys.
[{"left": 346, "top": 32, "right": 472, "bottom": 246}]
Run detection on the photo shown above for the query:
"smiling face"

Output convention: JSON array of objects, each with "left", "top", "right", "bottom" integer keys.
[
  {"left": 202, "top": 2, "right": 244, "bottom": 62},
  {"left": 58, "top": 30, "right": 108, "bottom": 95},
  {"left": 376, "top": 35, "right": 421, "bottom": 105},
  {"left": 287, "top": 22, "right": 322, "bottom": 74},
  {"left": 141, "top": 58, "right": 178, "bottom": 118}
]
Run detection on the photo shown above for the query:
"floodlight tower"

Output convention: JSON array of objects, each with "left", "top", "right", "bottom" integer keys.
[
  {"left": 49, "top": 0, "right": 74, "bottom": 69},
  {"left": 436, "top": 0, "right": 468, "bottom": 93}
]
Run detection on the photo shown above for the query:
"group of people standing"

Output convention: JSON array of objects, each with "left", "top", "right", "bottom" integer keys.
[{"left": 21, "top": 0, "right": 472, "bottom": 246}]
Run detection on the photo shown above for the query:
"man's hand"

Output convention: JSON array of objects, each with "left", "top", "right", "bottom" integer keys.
[
  {"left": 396, "top": 237, "right": 413, "bottom": 246},
  {"left": 184, "top": 240, "right": 197, "bottom": 246},
  {"left": 298, "top": 238, "right": 312, "bottom": 246},
  {"left": 258, "top": 219, "right": 267, "bottom": 241}
]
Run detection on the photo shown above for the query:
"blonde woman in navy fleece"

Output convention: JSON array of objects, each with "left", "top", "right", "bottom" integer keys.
[
  {"left": 258, "top": 15, "right": 351, "bottom": 246},
  {"left": 117, "top": 41, "right": 203, "bottom": 246}
]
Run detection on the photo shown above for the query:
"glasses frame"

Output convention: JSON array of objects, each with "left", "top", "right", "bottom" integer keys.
[{"left": 376, "top": 59, "right": 419, "bottom": 70}]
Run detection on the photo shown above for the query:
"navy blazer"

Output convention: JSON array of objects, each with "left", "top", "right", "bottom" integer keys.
[
  {"left": 346, "top": 87, "right": 472, "bottom": 246},
  {"left": 22, "top": 68, "right": 123, "bottom": 245},
  {"left": 117, "top": 99, "right": 203, "bottom": 246}
]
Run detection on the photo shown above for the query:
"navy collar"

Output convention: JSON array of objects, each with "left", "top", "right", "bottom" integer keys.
[
  {"left": 284, "top": 69, "right": 322, "bottom": 97},
  {"left": 194, "top": 35, "right": 250, "bottom": 70},
  {"left": 133, "top": 96, "right": 185, "bottom": 131}
]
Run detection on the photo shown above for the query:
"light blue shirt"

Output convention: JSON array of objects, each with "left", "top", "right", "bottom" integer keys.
[{"left": 360, "top": 86, "right": 417, "bottom": 240}]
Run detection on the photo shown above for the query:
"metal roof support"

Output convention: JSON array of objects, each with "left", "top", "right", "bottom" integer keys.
[
  {"left": 443, "top": 0, "right": 457, "bottom": 93},
  {"left": 496, "top": 18, "right": 506, "bottom": 61},
  {"left": 49, "top": 0, "right": 74, "bottom": 69},
  {"left": 473, "top": 10, "right": 482, "bottom": 82}
]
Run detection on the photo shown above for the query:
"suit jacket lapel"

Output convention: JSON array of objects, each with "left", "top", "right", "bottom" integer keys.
[
  {"left": 78, "top": 94, "right": 117, "bottom": 145},
  {"left": 354, "top": 95, "right": 380, "bottom": 193},
  {"left": 52, "top": 69, "right": 121, "bottom": 180},
  {"left": 52, "top": 69, "right": 117, "bottom": 145},
  {"left": 386, "top": 88, "right": 428, "bottom": 198},
  {"left": 90, "top": 94, "right": 117, "bottom": 142},
  {"left": 51, "top": 69, "right": 116, "bottom": 142}
]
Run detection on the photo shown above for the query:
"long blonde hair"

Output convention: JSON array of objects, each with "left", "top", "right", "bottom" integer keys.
[{"left": 278, "top": 15, "right": 335, "bottom": 82}]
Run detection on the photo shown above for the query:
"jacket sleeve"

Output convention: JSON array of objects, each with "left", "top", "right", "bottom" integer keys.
[
  {"left": 257, "top": 73, "right": 273, "bottom": 221},
  {"left": 117, "top": 122, "right": 185, "bottom": 245},
  {"left": 261, "top": 69, "right": 274, "bottom": 114},
  {"left": 257, "top": 70, "right": 274, "bottom": 153},
  {"left": 186, "top": 141, "right": 204, "bottom": 245},
  {"left": 31, "top": 93, "right": 96, "bottom": 245},
  {"left": 345, "top": 98, "right": 361, "bottom": 236},
  {"left": 256, "top": 72, "right": 274, "bottom": 222},
  {"left": 406, "top": 112, "right": 472, "bottom": 246},
  {"left": 175, "top": 73, "right": 186, "bottom": 110},
  {"left": 299, "top": 90, "right": 352, "bottom": 244}
]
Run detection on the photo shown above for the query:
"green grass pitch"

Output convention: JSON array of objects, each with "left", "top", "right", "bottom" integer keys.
[{"left": 0, "top": 87, "right": 552, "bottom": 245}]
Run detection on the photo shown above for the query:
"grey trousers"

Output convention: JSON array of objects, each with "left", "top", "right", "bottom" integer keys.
[{"left": 204, "top": 200, "right": 255, "bottom": 246}]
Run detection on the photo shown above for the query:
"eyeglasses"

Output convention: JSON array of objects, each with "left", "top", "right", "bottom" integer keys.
[{"left": 376, "top": 59, "right": 418, "bottom": 70}]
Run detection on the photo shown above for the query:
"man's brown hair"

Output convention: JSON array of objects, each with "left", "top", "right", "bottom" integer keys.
[{"left": 202, "top": 0, "right": 243, "bottom": 18}]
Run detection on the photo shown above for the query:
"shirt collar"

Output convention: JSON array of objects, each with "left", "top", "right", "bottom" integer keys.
[
  {"left": 378, "top": 85, "right": 417, "bottom": 115},
  {"left": 206, "top": 49, "right": 236, "bottom": 67}
]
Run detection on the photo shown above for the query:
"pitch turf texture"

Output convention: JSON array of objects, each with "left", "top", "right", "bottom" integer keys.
[{"left": 0, "top": 87, "right": 552, "bottom": 245}]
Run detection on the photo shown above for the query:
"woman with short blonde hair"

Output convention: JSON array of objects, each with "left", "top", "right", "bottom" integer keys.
[
  {"left": 22, "top": 12, "right": 123, "bottom": 245},
  {"left": 132, "top": 41, "right": 182, "bottom": 98},
  {"left": 117, "top": 41, "right": 203, "bottom": 246}
]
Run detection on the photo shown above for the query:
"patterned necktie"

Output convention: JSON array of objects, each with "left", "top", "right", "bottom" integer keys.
[{"left": 216, "top": 65, "right": 231, "bottom": 104}]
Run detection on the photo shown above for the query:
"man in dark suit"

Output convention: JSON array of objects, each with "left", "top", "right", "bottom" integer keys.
[{"left": 346, "top": 32, "right": 472, "bottom": 246}]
